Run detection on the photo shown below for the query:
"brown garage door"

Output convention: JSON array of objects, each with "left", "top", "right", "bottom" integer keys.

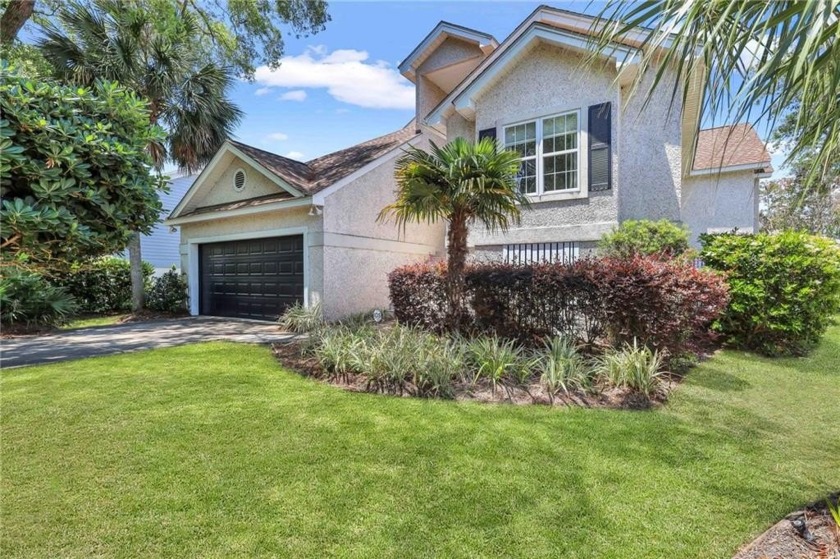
[{"left": 199, "top": 236, "right": 304, "bottom": 321}]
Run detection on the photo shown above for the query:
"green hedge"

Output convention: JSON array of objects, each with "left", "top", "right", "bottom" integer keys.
[
  {"left": 598, "top": 219, "right": 690, "bottom": 259},
  {"left": 54, "top": 257, "right": 153, "bottom": 314},
  {"left": 700, "top": 231, "right": 840, "bottom": 356}
]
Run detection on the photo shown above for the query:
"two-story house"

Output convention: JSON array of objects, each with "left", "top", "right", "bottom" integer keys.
[{"left": 165, "top": 6, "right": 771, "bottom": 321}]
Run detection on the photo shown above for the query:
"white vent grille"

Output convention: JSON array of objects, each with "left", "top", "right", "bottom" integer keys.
[
  {"left": 233, "top": 169, "right": 246, "bottom": 191},
  {"left": 503, "top": 242, "right": 580, "bottom": 265}
]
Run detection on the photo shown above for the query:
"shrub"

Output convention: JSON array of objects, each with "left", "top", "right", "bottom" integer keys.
[
  {"left": 466, "top": 335, "right": 529, "bottom": 397},
  {"left": 536, "top": 337, "right": 594, "bottom": 403},
  {"left": 389, "top": 257, "right": 729, "bottom": 360},
  {"left": 279, "top": 302, "right": 324, "bottom": 334},
  {"left": 596, "top": 341, "right": 664, "bottom": 397},
  {"left": 598, "top": 219, "right": 690, "bottom": 259},
  {"left": 0, "top": 268, "right": 77, "bottom": 328},
  {"left": 54, "top": 257, "right": 153, "bottom": 314},
  {"left": 387, "top": 262, "right": 448, "bottom": 332},
  {"left": 700, "top": 231, "right": 840, "bottom": 356},
  {"left": 146, "top": 267, "right": 188, "bottom": 313}
]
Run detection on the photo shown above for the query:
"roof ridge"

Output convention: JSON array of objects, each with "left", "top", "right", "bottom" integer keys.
[{"left": 306, "top": 123, "right": 417, "bottom": 165}]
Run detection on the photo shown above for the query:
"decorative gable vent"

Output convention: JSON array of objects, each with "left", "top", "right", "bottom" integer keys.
[{"left": 233, "top": 169, "right": 246, "bottom": 191}]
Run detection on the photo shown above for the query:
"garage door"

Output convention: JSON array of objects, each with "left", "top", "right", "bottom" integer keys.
[{"left": 199, "top": 236, "right": 304, "bottom": 321}]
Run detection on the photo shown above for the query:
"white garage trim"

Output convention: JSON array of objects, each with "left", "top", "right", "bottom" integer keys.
[{"left": 186, "top": 227, "right": 310, "bottom": 316}]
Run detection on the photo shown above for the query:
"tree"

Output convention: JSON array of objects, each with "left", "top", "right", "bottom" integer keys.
[
  {"left": 0, "top": 67, "right": 166, "bottom": 272},
  {"left": 1, "top": 0, "right": 329, "bottom": 78},
  {"left": 378, "top": 138, "right": 528, "bottom": 330},
  {"left": 38, "top": 0, "right": 244, "bottom": 310},
  {"left": 590, "top": 0, "right": 839, "bottom": 187},
  {"left": 760, "top": 176, "right": 840, "bottom": 237}
]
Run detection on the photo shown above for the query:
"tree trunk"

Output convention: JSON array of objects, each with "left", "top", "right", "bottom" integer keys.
[
  {"left": 128, "top": 232, "right": 144, "bottom": 312},
  {"left": 446, "top": 212, "right": 469, "bottom": 331},
  {"left": 1, "top": 0, "right": 35, "bottom": 45}
]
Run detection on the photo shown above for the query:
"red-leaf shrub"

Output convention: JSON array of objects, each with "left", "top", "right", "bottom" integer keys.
[
  {"left": 388, "top": 256, "right": 729, "bottom": 359},
  {"left": 387, "top": 262, "right": 448, "bottom": 333}
]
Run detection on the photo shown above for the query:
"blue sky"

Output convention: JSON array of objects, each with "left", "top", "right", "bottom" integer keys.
[{"left": 234, "top": 1, "right": 595, "bottom": 160}]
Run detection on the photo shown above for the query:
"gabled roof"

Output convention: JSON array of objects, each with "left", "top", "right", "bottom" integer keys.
[
  {"left": 399, "top": 21, "right": 498, "bottom": 82},
  {"left": 693, "top": 124, "right": 772, "bottom": 173},
  {"left": 227, "top": 140, "right": 314, "bottom": 193}
]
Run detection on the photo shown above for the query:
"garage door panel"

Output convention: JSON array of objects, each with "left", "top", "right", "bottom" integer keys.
[{"left": 199, "top": 235, "right": 304, "bottom": 321}]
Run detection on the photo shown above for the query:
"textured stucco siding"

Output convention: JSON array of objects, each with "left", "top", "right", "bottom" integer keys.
[
  {"left": 416, "top": 37, "right": 484, "bottom": 123},
  {"left": 617, "top": 66, "right": 683, "bottom": 222},
  {"left": 322, "top": 246, "right": 430, "bottom": 320},
  {"left": 189, "top": 156, "right": 284, "bottom": 210},
  {"left": 681, "top": 171, "right": 759, "bottom": 246},
  {"left": 467, "top": 42, "right": 620, "bottom": 246},
  {"left": 446, "top": 113, "right": 476, "bottom": 142}
]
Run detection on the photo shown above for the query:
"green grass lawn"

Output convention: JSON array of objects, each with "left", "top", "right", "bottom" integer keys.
[
  {"left": 2, "top": 326, "right": 839, "bottom": 558},
  {"left": 61, "top": 313, "right": 128, "bottom": 330}
]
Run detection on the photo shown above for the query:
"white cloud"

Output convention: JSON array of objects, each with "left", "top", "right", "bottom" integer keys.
[
  {"left": 285, "top": 151, "right": 305, "bottom": 160},
  {"left": 254, "top": 45, "right": 415, "bottom": 110},
  {"left": 255, "top": 87, "right": 272, "bottom": 96},
  {"left": 266, "top": 132, "right": 289, "bottom": 141},
  {"left": 279, "top": 90, "right": 307, "bottom": 102}
]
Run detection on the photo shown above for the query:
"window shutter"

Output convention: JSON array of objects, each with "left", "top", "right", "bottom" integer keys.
[
  {"left": 478, "top": 127, "right": 497, "bottom": 143},
  {"left": 588, "top": 103, "right": 611, "bottom": 191}
]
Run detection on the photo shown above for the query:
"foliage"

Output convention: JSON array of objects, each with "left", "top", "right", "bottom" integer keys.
[
  {"left": 700, "top": 231, "right": 840, "bottom": 356},
  {"left": 145, "top": 267, "right": 188, "bottom": 313},
  {"left": 38, "top": 0, "right": 242, "bottom": 172},
  {"left": 1, "top": 42, "right": 50, "bottom": 77},
  {"left": 389, "top": 257, "right": 729, "bottom": 360},
  {"left": 591, "top": 0, "right": 839, "bottom": 186},
  {"left": 827, "top": 496, "right": 840, "bottom": 530},
  {"left": 598, "top": 219, "right": 690, "bottom": 259},
  {"left": 0, "top": 67, "right": 166, "bottom": 270},
  {"left": 466, "top": 335, "right": 528, "bottom": 397},
  {"left": 53, "top": 257, "right": 153, "bottom": 315},
  {"left": 0, "top": 268, "right": 77, "bottom": 327},
  {"left": 595, "top": 341, "right": 664, "bottom": 398},
  {"left": 760, "top": 176, "right": 840, "bottom": 238},
  {"left": 536, "top": 336, "right": 594, "bottom": 403},
  {"left": 378, "top": 138, "right": 527, "bottom": 330},
  {"left": 279, "top": 301, "right": 324, "bottom": 334}
]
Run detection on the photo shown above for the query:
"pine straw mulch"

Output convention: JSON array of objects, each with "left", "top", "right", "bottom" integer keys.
[
  {"left": 734, "top": 498, "right": 840, "bottom": 559},
  {"left": 271, "top": 339, "right": 676, "bottom": 410}
]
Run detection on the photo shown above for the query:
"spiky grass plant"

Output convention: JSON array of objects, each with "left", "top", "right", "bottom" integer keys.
[
  {"left": 536, "top": 336, "right": 593, "bottom": 404},
  {"left": 278, "top": 302, "right": 323, "bottom": 334},
  {"left": 596, "top": 340, "right": 664, "bottom": 398},
  {"left": 467, "top": 335, "right": 528, "bottom": 397}
]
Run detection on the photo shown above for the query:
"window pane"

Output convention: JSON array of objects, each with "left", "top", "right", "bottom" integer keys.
[
  {"left": 543, "top": 152, "right": 578, "bottom": 191},
  {"left": 517, "top": 158, "right": 537, "bottom": 194}
]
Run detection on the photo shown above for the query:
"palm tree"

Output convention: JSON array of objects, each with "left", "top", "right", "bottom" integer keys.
[
  {"left": 589, "top": 0, "right": 838, "bottom": 186},
  {"left": 378, "top": 138, "right": 528, "bottom": 330},
  {"left": 38, "top": 0, "right": 243, "bottom": 310}
]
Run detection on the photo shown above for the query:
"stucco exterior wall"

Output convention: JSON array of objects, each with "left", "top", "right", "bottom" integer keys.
[
  {"left": 681, "top": 171, "right": 759, "bottom": 246},
  {"left": 322, "top": 246, "right": 431, "bottom": 320},
  {"left": 446, "top": 113, "right": 476, "bottom": 142},
  {"left": 466, "top": 42, "right": 621, "bottom": 246},
  {"left": 189, "top": 156, "right": 283, "bottom": 209},
  {"left": 617, "top": 66, "right": 683, "bottom": 222},
  {"left": 416, "top": 37, "right": 484, "bottom": 123}
]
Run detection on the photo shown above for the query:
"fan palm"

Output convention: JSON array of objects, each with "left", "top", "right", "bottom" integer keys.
[
  {"left": 589, "top": 0, "right": 839, "bottom": 185},
  {"left": 38, "top": 0, "right": 243, "bottom": 310},
  {"left": 378, "top": 138, "right": 528, "bottom": 330}
]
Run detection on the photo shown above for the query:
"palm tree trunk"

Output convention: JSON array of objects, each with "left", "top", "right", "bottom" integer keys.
[
  {"left": 446, "top": 212, "right": 469, "bottom": 331},
  {"left": 128, "top": 232, "right": 144, "bottom": 312}
]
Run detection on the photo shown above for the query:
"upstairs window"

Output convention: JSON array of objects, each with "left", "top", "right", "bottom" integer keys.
[{"left": 503, "top": 110, "right": 580, "bottom": 196}]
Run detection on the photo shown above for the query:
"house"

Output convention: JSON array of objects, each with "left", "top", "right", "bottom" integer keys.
[
  {"left": 165, "top": 5, "right": 771, "bottom": 321},
  {"left": 135, "top": 172, "right": 197, "bottom": 275}
]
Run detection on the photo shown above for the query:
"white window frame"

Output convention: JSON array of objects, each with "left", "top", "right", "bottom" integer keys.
[{"left": 496, "top": 107, "right": 589, "bottom": 203}]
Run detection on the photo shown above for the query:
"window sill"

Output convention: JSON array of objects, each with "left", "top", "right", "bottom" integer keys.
[{"left": 525, "top": 189, "right": 589, "bottom": 203}]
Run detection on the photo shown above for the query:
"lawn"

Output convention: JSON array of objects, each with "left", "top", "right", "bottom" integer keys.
[
  {"left": 61, "top": 313, "right": 128, "bottom": 330},
  {"left": 2, "top": 326, "right": 838, "bottom": 558}
]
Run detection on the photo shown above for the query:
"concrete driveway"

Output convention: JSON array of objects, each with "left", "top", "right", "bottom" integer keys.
[{"left": 0, "top": 317, "right": 294, "bottom": 368}]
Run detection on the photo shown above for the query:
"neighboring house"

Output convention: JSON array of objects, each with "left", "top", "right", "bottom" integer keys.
[
  {"left": 131, "top": 172, "right": 197, "bottom": 275},
  {"left": 165, "top": 5, "right": 771, "bottom": 321}
]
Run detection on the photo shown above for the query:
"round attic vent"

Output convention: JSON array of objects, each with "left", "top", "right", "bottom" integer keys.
[{"left": 233, "top": 169, "right": 246, "bottom": 191}]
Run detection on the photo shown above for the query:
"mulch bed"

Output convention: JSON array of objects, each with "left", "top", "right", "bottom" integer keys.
[
  {"left": 271, "top": 339, "right": 673, "bottom": 409},
  {"left": 734, "top": 498, "right": 840, "bottom": 559}
]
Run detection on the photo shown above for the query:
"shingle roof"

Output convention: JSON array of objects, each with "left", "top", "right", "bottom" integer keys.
[
  {"left": 693, "top": 124, "right": 772, "bottom": 172},
  {"left": 228, "top": 120, "right": 419, "bottom": 196}
]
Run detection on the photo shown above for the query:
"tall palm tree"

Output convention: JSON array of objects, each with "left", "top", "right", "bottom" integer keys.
[
  {"left": 379, "top": 138, "right": 528, "bottom": 330},
  {"left": 38, "top": 0, "right": 243, "bottom": 310},
  {"left": 589, "top": 0, "right": 838, "bottom": 185}
]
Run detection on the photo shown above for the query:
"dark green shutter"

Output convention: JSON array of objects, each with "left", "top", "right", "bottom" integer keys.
[
  {"left": 588, "top": 103, "right": 611, "bottom": 191},
  {"left": 478, "top": 127, "right": 497, "bottom": 143}
]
